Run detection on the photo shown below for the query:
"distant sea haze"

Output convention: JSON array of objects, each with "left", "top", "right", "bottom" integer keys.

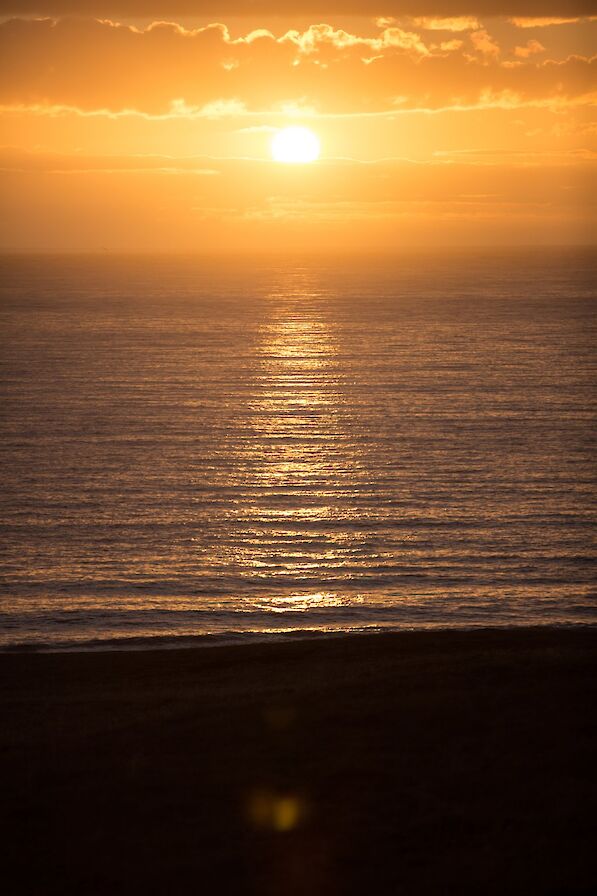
[{"left": 0, "top": 249, "right": 595, "bottom": 650}]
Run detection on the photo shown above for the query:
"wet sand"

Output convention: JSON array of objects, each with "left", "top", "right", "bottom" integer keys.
[{"left": 1, "top": 627, "right": 595, "bottom": 895}]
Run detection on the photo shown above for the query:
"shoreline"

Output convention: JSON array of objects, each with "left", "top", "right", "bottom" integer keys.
[
  {"left": 2, "top": 626, "right": 595, "bottom": 894},
  {"left": 2, "top": 619, "right": 595, "bottom": 655}
]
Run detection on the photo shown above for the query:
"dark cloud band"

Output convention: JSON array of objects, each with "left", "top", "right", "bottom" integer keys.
[{"left": 0, "top": 2, "right": 595, "bottom": 17}]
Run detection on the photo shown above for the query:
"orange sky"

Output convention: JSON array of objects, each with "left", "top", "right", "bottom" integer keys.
[{"left": 0, "top": 4, "right": 595, "bottom": 250}]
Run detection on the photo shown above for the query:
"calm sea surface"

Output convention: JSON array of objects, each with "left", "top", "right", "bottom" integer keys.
[{"left": 1, "top": 250, "right": 595, "bottom": 649}]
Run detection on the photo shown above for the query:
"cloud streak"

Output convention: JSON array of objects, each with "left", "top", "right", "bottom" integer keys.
[{"left": 2, "top": 146, "right": 592, "bottom": 250}]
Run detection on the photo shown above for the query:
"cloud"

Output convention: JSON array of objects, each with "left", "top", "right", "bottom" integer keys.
[
  {"left": 508, "top": 17, "right": 583, "bottom": 28},
  {"left": 412, "top": 17, "right": 481, "bottom": 31},
  {"left": 470, "top": 28, "right": 501, "bottom": 56},
  {"left": 514, "top": 39, "right": 546, "bottom": 58},
  {"left": 0, "top": 98, "right": 250, "bottom": 120},
  {"left": 0, "top": 17, "right": 594, "bottom": 116},
  {"left": 1, "top": 146, "right": 591, "bottom": 206},
  {"left": 2, "top": 147, "right": 593, "bottom": 250},
  {"left": 0, "top": 147, "right": 224, "bottom": 171},
  {"left": 438, "top": 39, "right": 465, "bottom": 50},
  {"left": 279, "top": 22, "right": 430, "bottom": 56},
  {"left": 3, "top": 145, "right": 593, "bottom": 171}
]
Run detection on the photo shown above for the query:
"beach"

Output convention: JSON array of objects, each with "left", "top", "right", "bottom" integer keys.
[{"left": 1, "top": 627, "right": 595, "bottom": 894}]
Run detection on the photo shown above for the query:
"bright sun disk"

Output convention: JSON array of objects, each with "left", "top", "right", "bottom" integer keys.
[{"left": 271, "top": 126, "right": 320, "bottom": 163}]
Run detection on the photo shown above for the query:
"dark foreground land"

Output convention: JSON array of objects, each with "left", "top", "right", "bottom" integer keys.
[{"left": 1, "top": 627, "right": 595, "bottom": 895}]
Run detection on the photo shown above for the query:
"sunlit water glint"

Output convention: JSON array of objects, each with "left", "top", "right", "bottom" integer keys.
[
  {"left": 0, "top": 250, "right": 595, "bottom": 649},
  {"left": 207, "top": 270, "right": 365, "bottom": 622}
]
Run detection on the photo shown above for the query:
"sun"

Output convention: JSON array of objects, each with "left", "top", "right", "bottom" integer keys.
[{"left": 271, "top": 127, "right": 320, "bottom": 164}]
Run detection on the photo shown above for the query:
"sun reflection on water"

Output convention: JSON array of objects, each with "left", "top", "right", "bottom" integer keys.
[
  {"left": 258, "top": 591, "right": 355, "bottom": 613},
  {"left": 210, "top": 269, "right": 363, "bottom": 614}
]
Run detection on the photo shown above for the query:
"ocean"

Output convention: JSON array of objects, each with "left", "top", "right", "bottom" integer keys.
[{"left": 0, "top": 249, "right": 595, "bottom": 650}]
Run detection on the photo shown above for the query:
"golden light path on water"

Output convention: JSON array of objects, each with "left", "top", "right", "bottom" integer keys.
[{"left": 214, "top": 268, "right": 364, "bottom": 624}]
